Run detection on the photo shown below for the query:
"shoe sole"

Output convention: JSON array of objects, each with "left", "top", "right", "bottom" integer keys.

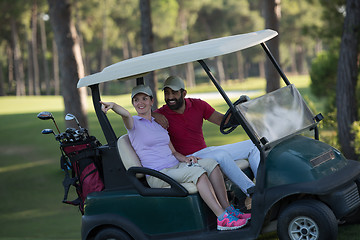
[{"left": 217, "top": 219, "right": 248, "bottom": 231}]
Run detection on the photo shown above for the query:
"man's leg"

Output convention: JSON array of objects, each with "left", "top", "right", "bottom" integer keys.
[
  {"left": 192, "top": 148, "right": 255, "bottom": 196},
  {"left": 208, "top": 140, "right": 260, "bottom": 178}
]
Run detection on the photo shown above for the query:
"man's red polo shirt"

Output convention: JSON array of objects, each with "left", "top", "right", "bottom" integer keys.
[{"left": 155, "top": 98, "right": 215, "bottom": 156}]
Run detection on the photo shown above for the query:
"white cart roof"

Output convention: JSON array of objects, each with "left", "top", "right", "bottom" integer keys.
[{"left": 77, "top": 29, "right": 278, "bottom": 88}]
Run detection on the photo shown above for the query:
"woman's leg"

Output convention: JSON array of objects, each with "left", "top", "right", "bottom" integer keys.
[
  {"left": 208, "top": 165, "right": 230, "bottom": 209},
  {"left": 196, "top": 173, "right": 224, "bottom": 217}
]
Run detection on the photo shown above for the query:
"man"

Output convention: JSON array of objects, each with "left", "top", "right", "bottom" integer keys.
[{"left": 153, "top": 76, "right": 260, "bottom": 201}]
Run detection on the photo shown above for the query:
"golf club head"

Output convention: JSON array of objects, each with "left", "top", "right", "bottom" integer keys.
[
  {"left": 65, "top": 113, "right": 76, "bottom": 121},
  {"left": 65, "top": 113, "right": 81, "bottom": 128},
  {"left": 41, "top": 129, "right": 55, "bottom": 135},
  {"left": 37, "top": 111, "right": 54, "bottom": 120}
]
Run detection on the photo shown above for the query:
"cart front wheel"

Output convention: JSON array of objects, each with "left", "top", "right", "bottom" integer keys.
[
  {"left": 277, "top": 199, "right": 337, "bottom": 240},
  {"left": 94, "top": 227, "right": 132, "bottom": 240}
]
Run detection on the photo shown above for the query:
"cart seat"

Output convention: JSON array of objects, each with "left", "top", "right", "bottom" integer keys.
[
  {"left": 117, "top": 134, "right": 250, "bottom": 194},
  {"left": 117, "top": 134, "right": 198, "bottom": 193}
]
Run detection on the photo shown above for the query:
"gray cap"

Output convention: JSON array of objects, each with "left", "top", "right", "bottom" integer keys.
[
  {"left": 131, "top": 85, "right": 153, "bottom": 99},
  {"left": 162, "top": 76, "right": 185, "bottom": 91}
]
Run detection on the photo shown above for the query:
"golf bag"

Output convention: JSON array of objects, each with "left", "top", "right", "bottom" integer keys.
[{"left": 60, "top": 136, "right": 104, "bottom": 214}]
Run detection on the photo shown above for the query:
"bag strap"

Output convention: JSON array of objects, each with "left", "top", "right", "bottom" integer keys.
[{"left": 60, "top": 155, "right": 79, "bottom": 202}]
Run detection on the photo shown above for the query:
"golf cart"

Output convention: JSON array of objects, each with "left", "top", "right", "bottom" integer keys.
[{"left": 76, "top": 29, "right": 360, "bottom": 240}]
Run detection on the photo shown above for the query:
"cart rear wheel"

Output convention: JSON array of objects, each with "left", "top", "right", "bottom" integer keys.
[
  {"left": 94, "top": 227, "right": 132, "bottom": 240},
  {"left": 277, "top": 199, "right": 337, "bottom": 240}
]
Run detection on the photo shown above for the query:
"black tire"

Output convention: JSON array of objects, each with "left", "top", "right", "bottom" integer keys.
[
  {"left": 277, "top": 199, "right": 338, "bottom": 240},
  {"left": 94, "top": 227, "right": 132, "bottom": 240}
]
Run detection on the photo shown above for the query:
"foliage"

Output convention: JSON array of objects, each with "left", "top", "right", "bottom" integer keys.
[
  {"left": 318, "top": 0, "right": 346, "bottom": 45},
  {"left": 352, "top": 121, "right": 360, "bottom": 155},
  {"left": 309, "top": 50, "right": 338, "bottom": 101},
  {"left": 0, "top": 0, "right": 335, "bottom": 96},
  {"left": 307, "top": 0, "right": 346, "bottom": 111},
  {"left": 280, "top": 0, "right": 324, "bottom": 73},
  {"left": 151, "top": 0, "right": 179, "bottom": 39}
]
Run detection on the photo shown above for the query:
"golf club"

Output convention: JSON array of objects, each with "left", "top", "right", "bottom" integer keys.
[
  {"left": 41, "top": 129, "right": 56, "bottom": 135},
  {"left": 37, "top": 111, "right": 61, "bottom": 134},
  {"left": 65, "top": 113, "right": 81, "bottom": 129}
]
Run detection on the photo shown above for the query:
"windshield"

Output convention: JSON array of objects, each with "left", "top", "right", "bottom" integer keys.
[{"left": 236, "top": 84, "right": 316, "bottom": 147}]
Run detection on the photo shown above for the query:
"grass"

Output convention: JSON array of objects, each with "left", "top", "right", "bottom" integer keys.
[{"left": 0, "top": 75, "right": 359, "bottom": 239}]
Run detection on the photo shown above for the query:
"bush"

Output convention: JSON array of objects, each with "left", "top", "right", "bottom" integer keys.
[
  {"left": 352, "top": 121, "right": 360, "bottom": 155},
  {"left": 309, "top": 50, "right": 338, "bottom": 101}
]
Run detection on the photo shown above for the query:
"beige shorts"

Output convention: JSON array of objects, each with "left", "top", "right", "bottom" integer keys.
[{"left": 147, "top": 158, "right": 219, "bottom": 188}]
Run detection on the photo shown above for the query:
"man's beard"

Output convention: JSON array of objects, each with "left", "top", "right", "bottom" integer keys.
[{"left": 166, "top": 96, "right": 184, "bottom": 110}]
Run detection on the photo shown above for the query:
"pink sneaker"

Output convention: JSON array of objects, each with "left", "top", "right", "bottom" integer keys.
[
  {"left": 217, "top": 211, "right": 248, "bottom": 231},
  {"left": 228, "top": 205, "right": 251, "bottom": 220}
]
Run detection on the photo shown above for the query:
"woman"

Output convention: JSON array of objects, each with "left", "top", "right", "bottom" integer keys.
[{"left": 100, "top": 85, "right": 250, "bottom": 231}]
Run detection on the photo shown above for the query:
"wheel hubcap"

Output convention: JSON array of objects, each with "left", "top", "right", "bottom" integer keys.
[{"left": 288, "top": 216, "right": 319, "bottom": 240}]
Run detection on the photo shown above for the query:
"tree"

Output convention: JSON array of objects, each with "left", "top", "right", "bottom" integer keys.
[
  {"left": 193, "top": 0, "right": 261, "bottom": 82},
  {"left": 39, "top": 12, "right": 51, "bottom": 95},
  {"left": 48, "top": 0, "right": 88, "bottom": 128},
  {"left": 140, "top": 0, "right": 158, "bottom": 110},
  {"left": 11, "top": 17, "right": 26, "bottom": 96},
  {"left": 281, "top": 0, "right": 324, "bottom": 75},
  {"left": 194, "top": 1, "right": 228, "bottom": 83},
  {"left": 336, "top": 0, "right": 360, "bottom": 160},
  {"left": 0, "top": 46, "right": 5, "bottom": 96},
  {"left": 30, "top": 0, "right": 40, "bottom": 95},
  {"left": 52, "top": 38, "right": 60, "bottom": 95},
  {"left": 263, "top": 0, "right": 281, "bottom": 93}
]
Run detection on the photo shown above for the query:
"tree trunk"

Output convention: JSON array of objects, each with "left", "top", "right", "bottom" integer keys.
[
  {"left": 259, "top": 60, "right": 265, "bottom": 79},
  {"left": 27, "top": 32, "right": 34, "bottom": 95},
  {"left": 263, "top": 0, "right": 281, "bottom": 93},
  {"left": 100, "top": 0, "right": 110, "bottom": 95},
  {"left": 52, "top": 39, "right": 60, "bottom": 95},
  {"left": 179, "top": 8, "right": 195, "bottom": 88},
  {"left": 140, "top": 0, "right": 158, "bottom": 110},
  {"left": 48, "top": 0, "right": 88, "bottom": 129},
  {"left": 6, "top": 46, "right": 14, "bottom": 94},
  {"left": 336, "top": 0, "right": 360, "bottom": 160},
  {"left": 31, "top": 0, "right": 40, "bottom": 95},
  {"left": 236, "top": 51, "right": 245, "bottom": 82},
  {"left": 0, "top": 58, "right": 4, "bottom": 96},
  {"left": 11, "top": 18, "right": 25, "bottom": 96},
  {"left": 39, "top": 13, "right": 51, "bottom": 95},
  {"left": 296, "top": 45, "right": 307, "bottom": 74},
  {"left": 289, "top": 45, "right": 297, "bottom": 74},
  {"left": 185, "top": 62, "right": 195, "bottom": 88},
  {"left": 73, "top": 2, "right": 88, "bottom": 76},
  {"left": 100, "top": 0, "right": 108, "bottom": 70},
  {"left": 216, "top": 56, "right": 226, "bottom": 84}
]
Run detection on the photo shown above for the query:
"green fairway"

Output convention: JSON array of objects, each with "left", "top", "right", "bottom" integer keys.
[{"left": 0, "top": 76, "right": 359, "bottom": 239}]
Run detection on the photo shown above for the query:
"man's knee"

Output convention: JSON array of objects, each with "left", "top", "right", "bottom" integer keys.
[{"left": 210, "top": 150, "right": 232, "bottom": 164}]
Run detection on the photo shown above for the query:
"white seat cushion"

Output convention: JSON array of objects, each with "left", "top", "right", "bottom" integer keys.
[
  {"left": 117, "top": 134, "right": 198, "bottom": 193},
  {"left": 235, "top": 159, "right": 250, "bottom": 170},
  {"left": 117, "top": 134, "right": 143, "bottom": 178}
]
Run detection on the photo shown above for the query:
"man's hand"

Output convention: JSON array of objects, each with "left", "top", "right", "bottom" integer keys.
[{"left": 152, "top": 112, "right": 169, "bottom": 129}]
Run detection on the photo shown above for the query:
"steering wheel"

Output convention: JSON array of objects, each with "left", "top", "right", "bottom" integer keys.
[{"left": 220, "top": 95, "right": 250, "bottom": 135}]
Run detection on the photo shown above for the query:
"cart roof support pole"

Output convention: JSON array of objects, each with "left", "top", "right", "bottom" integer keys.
[
  {"left": 90, "top": 84, "right": 117, "bottom": 145},
  {"left": 261, "top": 42, "right": 291, "bottom": 86}
]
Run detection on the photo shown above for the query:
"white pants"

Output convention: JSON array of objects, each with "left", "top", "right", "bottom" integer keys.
[{"left": 190, "top": 140, "right": 260, "bottom": 196}]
